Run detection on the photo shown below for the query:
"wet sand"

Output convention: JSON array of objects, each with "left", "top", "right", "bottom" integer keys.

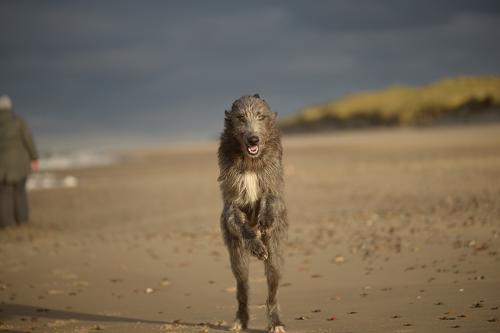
[{"left": 1, "top": 124, "right": 499, "bottom": 333}]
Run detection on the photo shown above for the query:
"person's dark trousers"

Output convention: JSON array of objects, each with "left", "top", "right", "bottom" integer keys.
[
  {"left": 0, "top": 181, "right": 16, "bottom": 228},
  {"left": 0, "top": 178, "right": 29, "bottom": 228},
  {"left": 13, "top": 178, "right": 29, "bottom": 224}
]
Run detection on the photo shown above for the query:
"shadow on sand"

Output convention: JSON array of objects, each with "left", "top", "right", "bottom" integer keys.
[{"left": 0, "top": 303, "right": 265, "bottom": 332}]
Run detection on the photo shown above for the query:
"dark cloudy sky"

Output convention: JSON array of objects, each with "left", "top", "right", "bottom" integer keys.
[{"left": 1, "top": 1, "right": 500, "bottom": 149}]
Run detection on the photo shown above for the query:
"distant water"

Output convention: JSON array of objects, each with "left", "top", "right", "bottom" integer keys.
[
  {"left": 27, "top": 149, "right": 119, "bottom": 191},
  {"left": 38, "top": 149, "right": 117, "bottom": 171}
]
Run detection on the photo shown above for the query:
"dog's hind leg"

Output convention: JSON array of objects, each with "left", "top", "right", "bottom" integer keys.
[
  {"left": 263, "top": 238, "right": 286, "bottom": 333},
  {"left": 228, "top": 240, "right": 250, "bottom": 331}
]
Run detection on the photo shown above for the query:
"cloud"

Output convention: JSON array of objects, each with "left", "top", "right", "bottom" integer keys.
[{"left": 1, "top": 1, "right": 499, "bottom": 149}]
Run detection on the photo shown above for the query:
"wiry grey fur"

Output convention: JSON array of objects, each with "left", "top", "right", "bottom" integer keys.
[{"left": 218, "top": 95, "right": 288, "bottom": 333}]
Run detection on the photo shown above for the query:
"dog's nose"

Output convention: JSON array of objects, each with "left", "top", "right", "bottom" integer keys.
[{"left": 248, "top": 136, "right": 259, "bottom": 145}]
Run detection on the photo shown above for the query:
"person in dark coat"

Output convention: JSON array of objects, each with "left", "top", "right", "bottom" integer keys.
[{"left": 0, "top": 95, "right": 39, "bottom": 228}]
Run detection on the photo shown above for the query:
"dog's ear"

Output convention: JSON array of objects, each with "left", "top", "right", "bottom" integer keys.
[
  {"left": 224, "top": 110, "right": 230, "bottom": 117},
  {"left": 253, "top": 93, "right": 260, "bottom": 99}
]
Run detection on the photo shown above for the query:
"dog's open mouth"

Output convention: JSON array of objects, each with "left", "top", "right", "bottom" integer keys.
[{"left": 247, "top": 145, "right": 259, "bottom": 155}]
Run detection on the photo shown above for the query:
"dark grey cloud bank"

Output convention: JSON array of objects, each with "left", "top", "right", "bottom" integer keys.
[{"left": 1, "top": 1, "right": 500, "bottom": 149}]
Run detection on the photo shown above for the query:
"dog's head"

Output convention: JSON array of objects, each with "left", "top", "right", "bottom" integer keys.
[{"left": 224, "top": 94, "right": 278, "bottom": 158}]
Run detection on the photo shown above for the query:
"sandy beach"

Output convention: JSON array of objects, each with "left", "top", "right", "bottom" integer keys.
[{"left": 1, "top": 124, "right": 499, "bottom": 333}]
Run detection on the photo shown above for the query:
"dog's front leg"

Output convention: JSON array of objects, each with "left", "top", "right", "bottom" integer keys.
[
  {"left": 224, "top": 203, "right": 268, "bottom": 260},
  {"left": 258, "top": 194, "right": 286, "bottom": 234},
  {"left": 257, "top": 195, "right": 287, "bottom": 333}
]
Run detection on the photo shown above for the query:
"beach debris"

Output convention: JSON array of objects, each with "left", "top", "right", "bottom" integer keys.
[
  {"left": 225, "top": 286, "right": 236, "bottom": 293},
  {"left": 160, "top": 278, "right": 170, "bottom": 287},
  {"left": 312, "top": 309, "right": 321, "bottom": 313},
  {"left": 63, "top": 175, "right": 78, "bottom": 188},
  {"left": 110, "top": 278, "right": 122, "bottom": 283},
  {"left": 451, "top": 325, "right": 461, "bottom": 328},
  {"left": 392, "top": 315, "right": 400, "bottom": 319},
  {"left": 73, "top": 280, "right": 89, "bottom": 287},
  {"left": 47, "top": 319, "right": 78, "bottom": 327},
  {"left": 459, "top": 288, "right": 464, "bottom": 292},
  {"left": 294, "top": 316, "right": 309, "bottom": 320},
  {"left": 199, "top": 326, "right": 209, "bottom": 333},
  {"left": 487, "top": 318, "right": 498, "bottom": 322},
  {"left": 403, "top": 323, "right": 412, "bottom": 326},
  {"left": 210, "top": 320, "right": 226, "bottom": 327},
  {"left": 434, "top": 302, "right": 443, "bottom": 305},
  {"left": 474, "top": 243, "right": 489, "bottom": 252},
  {"left": 333, "top": 255, "right": 345, "bottom": 264},
  {"left": 457, "top": 314, "right": 467, "bottom": 318},
  {"left": 47, "top": 289, "right": 64, "bottom": 295},
  {"left": 326, "top": 315, "right": 336, "bottom": 321},
  {"left": 471, "top": 302, "right": 484, "bottom": 309},
  {"left": 160, "top": 323, "right": 175, "bottom": 330},
  {"left": 348, "top": 311, "right": 357, "bottom": 315},
  {"left": 145, "top": 287, "right": 155, "bottom": 294},
  {"left": 439, "top": 316, "right": 456, "bottom": 320},
  {"left": 491, "top": 306, "right": 499, "bottom": 310}
]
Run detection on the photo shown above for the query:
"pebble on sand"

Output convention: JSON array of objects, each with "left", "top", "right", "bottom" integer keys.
[
  {"left": 333, "top": 255, "right": 345, "bottom": 264},
  {"left": 225, "top": 286, "right": 236, "bottom": 293},
  {"left": 160, "top": 278, "right": 170, "bottom": 287}
]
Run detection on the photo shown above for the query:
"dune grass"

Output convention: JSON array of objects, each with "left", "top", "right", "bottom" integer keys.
[{"left": 281, "top": 76, "right": 500, "bottom": 129}]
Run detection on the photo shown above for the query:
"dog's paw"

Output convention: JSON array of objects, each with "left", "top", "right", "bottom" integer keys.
[
  {"left": 247, "top": 238, "right": 268, "bottom": 261},
  {"left": 269, "top": 325, "right": 286, "bottom": 333}
]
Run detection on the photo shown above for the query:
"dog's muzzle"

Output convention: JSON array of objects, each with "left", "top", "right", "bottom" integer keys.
[{"left": 246, "top": 135, "right": 260, "bottom": 156}]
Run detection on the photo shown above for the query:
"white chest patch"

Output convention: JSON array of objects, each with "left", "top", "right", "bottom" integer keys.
[{"left": 240, "top": 172, "right": 259, "bottom": 204}]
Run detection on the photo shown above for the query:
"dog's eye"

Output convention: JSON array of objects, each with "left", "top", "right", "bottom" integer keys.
[{"left": 257, "top": 114, "right": 266, "bottom": 120}]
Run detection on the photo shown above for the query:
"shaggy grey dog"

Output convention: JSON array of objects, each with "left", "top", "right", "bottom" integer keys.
[{"left": 218, "top": 95, "right": 288, "bottom": 333}]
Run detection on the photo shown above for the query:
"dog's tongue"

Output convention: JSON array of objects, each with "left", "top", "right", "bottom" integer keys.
[{"left": 248, "top": 145, "right": 259, "bottom": 155}]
